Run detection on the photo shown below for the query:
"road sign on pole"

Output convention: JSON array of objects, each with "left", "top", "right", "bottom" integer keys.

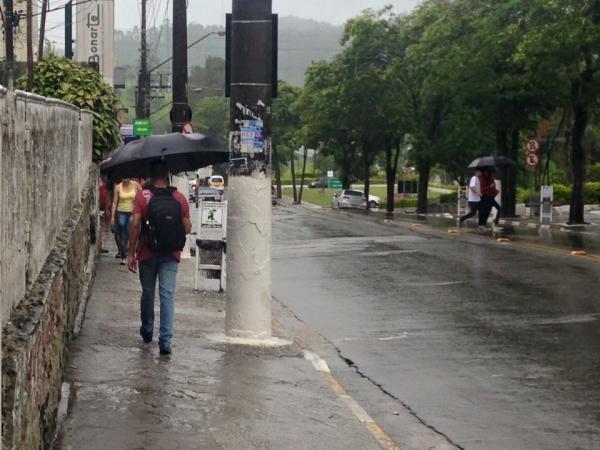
[
  {"left": 527, "top": 139, "right": 540, "bottom": 153},
  {"left": 526, "top": 153, "right": 540, "bottom": 166}
]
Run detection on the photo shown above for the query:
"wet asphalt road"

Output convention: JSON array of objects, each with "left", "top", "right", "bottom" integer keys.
[{"left": 271, "top": 205, "right": 600, "bottom": 450}]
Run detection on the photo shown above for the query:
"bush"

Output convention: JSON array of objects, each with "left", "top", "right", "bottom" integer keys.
[
  {"left": 584, "top": 182, "right": 600, "bottom": 204},
  {"left": 439, "top": 192, "right": 458, "bottom": 204},
  {"left": 587, "top": 163, "right": 600, "bottom": 182},
  {"left": 383, "top": 197, "right": 418, "bottom": 208},
  {"left": 517, "top": 187, "right": 535, "bottom": 203},
  {"left": 17, "top": 55, "right": 121, "bottom": 162},
  {"left": 553, "top": 184, "right": 571, "bottom": 205},
  {"left": 516, "top": 183, "right": 600, "bottom": 205}
]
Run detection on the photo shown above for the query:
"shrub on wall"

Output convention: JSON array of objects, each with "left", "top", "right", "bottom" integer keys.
[{"left": 17, "top": 55, "right": 121, "bottom": 162}]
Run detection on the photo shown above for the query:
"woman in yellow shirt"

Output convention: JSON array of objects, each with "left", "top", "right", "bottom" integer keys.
[{"left": 111, "top": 179, "right": 141, "bottom": 264}]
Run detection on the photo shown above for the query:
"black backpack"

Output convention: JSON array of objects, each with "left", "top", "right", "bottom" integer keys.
[{"left": 142, "top": 186, "right": 186, "bottom": 253}]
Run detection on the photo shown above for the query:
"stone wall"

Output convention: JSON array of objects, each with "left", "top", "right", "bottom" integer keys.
[
  {"left": 0, "top": 86, "right": 97, "bottom": 449},
  {"left": 0, "top": 87, "right": 92, "bottom": 324}
]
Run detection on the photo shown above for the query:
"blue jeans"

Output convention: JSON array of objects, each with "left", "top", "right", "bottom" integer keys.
[
  {"left": 139, "top": 256, "right": 179, "bottom": 349},
  {"left": 116, "top": 211, "right": 132, "bottom": 259}
]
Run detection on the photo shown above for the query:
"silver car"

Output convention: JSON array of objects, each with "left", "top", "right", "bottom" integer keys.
[{"left": 332, "top": 190, "right": 368, "bottom": 210}]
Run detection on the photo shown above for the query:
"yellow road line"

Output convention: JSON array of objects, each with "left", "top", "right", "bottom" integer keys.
[
  {"left": 416, "top": 224, "right": 600, "bottom": 263},
  {"left": 319, "top": 366, "right": 402, "bottom": 450}
]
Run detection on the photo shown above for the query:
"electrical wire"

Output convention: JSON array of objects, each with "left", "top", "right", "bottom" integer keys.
[{"left": 32, "top": 0, "right": 93, "bottom": 18}]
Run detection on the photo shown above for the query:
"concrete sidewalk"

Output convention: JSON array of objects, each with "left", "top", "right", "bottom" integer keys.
[{"left": 56, "top": 247, "right": 384, "bottom": 449}]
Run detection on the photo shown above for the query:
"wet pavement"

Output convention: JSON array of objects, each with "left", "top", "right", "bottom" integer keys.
[
  {"left": 57, "top": 236, "right": 384, "bottom": 450},
  {"left": 272, "top": 205, "right": 600, "bottom": 450}
]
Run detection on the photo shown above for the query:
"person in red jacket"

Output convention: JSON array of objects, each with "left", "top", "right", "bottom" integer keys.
[{"left": 478, "top": 168, "right": 501, "bottom": 228}]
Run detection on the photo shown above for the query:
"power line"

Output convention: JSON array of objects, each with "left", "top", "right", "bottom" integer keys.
[{"left": 31, "top": 0, "right": 92, "bottom": 17}]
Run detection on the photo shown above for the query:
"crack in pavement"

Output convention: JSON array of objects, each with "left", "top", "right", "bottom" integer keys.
[
  {"left": 273, "top": 296, "right": 464, "bottom": 450},
  {"left": 334, "top": 346, "right": 465, "bottom": 450}
]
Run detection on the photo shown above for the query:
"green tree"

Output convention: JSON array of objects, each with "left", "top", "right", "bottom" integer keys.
[
  {"left": 516, "top": 0, "right": 600, "bottom": 224},
  {"left": 192, "top": 96, "right": 229, "bottom": 140},
  {"left": 273, "top": 82, "right": 303, "bottom": 201},
  {"left": 18, "top": 55, "right": 121, "bottom": 162},
  {"left": 298, "top": 60, "right": 361, "bottom": 189}
]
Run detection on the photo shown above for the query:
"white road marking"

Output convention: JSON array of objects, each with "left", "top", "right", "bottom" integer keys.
[{"left": 303, "top": 350, "right": 331, "bottom": 373}]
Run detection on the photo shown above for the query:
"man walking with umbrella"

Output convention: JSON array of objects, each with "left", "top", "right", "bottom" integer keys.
[
  {"left": 127, "top": 160, "right": 192, "bottom": 355},
  {"left": 458, "top": 169, "right": 483, "bottom": 226}
]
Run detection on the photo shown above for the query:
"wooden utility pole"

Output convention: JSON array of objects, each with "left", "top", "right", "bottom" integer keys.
[
  {"left": 26, "top": 0, "right": 33, "bottom": 90},
  {"left": 38, "top": 0, "right": 48, "bottom": 60},
  {"left": 65, "top": 1, "right": 73, "bottom": 60},
  {"left": 170, "top": 0, "right": 190, "bottom": 131},
  {"left": 4, "top": 0, "right": 15, "bottom": 88},
  {"left": 136, "top": 0, "right": 149, "bottom": 118}
]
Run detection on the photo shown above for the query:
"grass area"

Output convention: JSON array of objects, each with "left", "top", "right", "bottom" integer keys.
[{"left": 282, "top": 186, "right": 443, "bottom": 208}]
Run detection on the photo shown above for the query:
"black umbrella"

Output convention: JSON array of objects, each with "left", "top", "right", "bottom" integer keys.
[
  {"left": 100, "top": 133, "right": 229, "bottom": 182},
  {"left": 468, "top": 155, "right": 516, "bottom": 169}
]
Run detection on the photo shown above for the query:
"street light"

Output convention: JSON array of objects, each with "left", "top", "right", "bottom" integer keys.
[{"left": 149, "top": 31, "right": 226, "bottom": 74}]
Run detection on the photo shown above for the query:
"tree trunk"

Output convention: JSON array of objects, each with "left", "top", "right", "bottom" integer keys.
[
  {"left": 273, "top": 144, "right": 282, "bottom": 198},
  {"left": 496, "top": 124, "right": 516, "bottom": 217},
  {"left": 385, "top": 138, "right": 401, "bottom": 217},
  {"left": 417, "top": 160, "right": 430, "bottom": 215},
  {"left": 298, "top": 146, "right": 308, "bottom": 203},
  {"left": 501, "top": 128, "right": 519, "bottom": 217},
  {"left": 363, "top": 146, "right": 371, "bottom": 211},
  {"left": 569, "top": 95, "right": 588, "bottom": 224},
  {"left": 340, "top": 143, "right": 354, "bottom": 189},
  {"left": 290, "top": 147, "right": 298, "bottom": 204}
]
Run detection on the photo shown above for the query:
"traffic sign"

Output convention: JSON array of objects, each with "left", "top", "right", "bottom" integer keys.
[
  {"left": 181, "top": 121, "right": 194, "bottom": 134},
  {"left": 526, "top": 153, "right": 539, "bottom": 166},
  {"left": 133, "top": 119, "right": 152, "bottom": 137},
  {"left": 526, "top": 139, "right": 540, "bottom": 153},
  {"left": 328, "top": 178, "right": 343, "bottom": 189}
]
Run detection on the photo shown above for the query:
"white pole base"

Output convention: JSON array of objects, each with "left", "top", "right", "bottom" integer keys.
[{"left": 207, "top": 333, "right": 292, "bottom": 348}]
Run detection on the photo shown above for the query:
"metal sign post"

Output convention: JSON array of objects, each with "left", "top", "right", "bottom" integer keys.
[
  {"left": 195, "top": 200, "right": 228, "bottom": 292},
  {"left": 540, "top": 186, "right": 553, "bottom": 226},
  {"left": 457, "top": 186, "right": 468, "bottom": 218}
]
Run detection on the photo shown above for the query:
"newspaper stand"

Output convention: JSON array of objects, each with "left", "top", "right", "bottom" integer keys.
[{"left": 195, "top": 201, "right": 227, "bottom": 292}]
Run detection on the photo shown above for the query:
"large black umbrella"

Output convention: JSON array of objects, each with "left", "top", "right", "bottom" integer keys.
[
  {"left": 100, "top": 133, "right": 229, "bottom": 182},
  {"left": 468, "top": 155, "right": 516, "bottom": 169}
]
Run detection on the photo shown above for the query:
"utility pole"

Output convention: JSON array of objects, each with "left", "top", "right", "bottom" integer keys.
[
  {"left": 225, "top": 0, "right": 275, "bottom": 340},
  {"left": 136, "top": 0, "right": 149, "bottom": 118},
  {"left": 38, "top": 0, "right": 48, "bottom": 60},
  {"left": 26, "top": 0, "right": 33, "bottom": 90},
  {"left": 4, "top": 0, "right": 15, "bottom": 88},
  {"left": 65, "top": 1, "right": 73, "bottom": 60},
  {"left": 170, "top": 0, "right": 190, "bottom": 132}
]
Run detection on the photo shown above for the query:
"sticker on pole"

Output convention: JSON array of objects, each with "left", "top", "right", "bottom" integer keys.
[{"left": 240, "top": 119, "right": 265, "bottom": 156}]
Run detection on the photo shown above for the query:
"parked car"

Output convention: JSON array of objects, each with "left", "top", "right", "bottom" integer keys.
[
  {"left": 367, "top": 193, "right": 381, "bottom": 209},
  {"left": 208, "top": 175, "right": 225, "bottom": 192},
  {"left": 309, "top": 177, "right": 329, "bottom": 188},
  {"left": 331, "top": 190, "right": 380, "bottom": 210},
  {"left": 332, "top": 190, "right": 368, "bottom": 210}
]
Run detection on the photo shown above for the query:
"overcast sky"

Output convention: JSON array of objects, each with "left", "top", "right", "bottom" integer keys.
[
  {"left": 43, "top": 0, "right": 421, "bottom": 47},
  {"left": 116, "top": 0, "right": 422, "bottom": 29}
]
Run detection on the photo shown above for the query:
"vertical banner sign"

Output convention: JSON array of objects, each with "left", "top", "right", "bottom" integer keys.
[{"left": 75, "top": 0, "right": 115, "bottom": 86}]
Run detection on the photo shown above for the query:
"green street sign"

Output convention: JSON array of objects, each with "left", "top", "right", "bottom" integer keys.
[
  {"left": 133, "top": 119, "right": 153, "bottom": 137},
  {"left": 328, "top": 178, "right": 343, "bottom": 189}
]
